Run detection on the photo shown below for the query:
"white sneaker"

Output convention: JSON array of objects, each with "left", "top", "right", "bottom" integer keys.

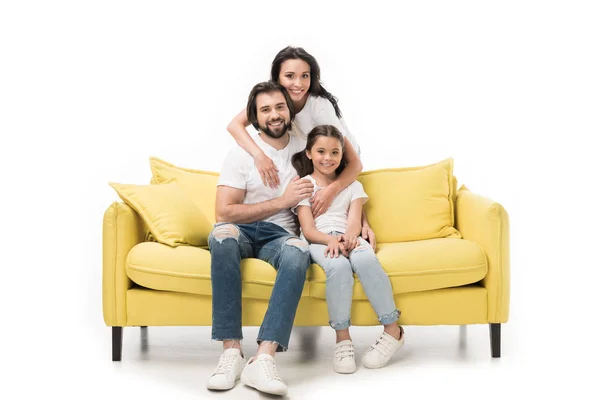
[
  {"left": 333, "top": 340, "right": 356, "bottom": 374},
  {"left": 240, "top": 354, "right": 288, "bottom": 396},
  {"left": 362, "top": 328, "right": 405, "bottom": 369},
  {"left": 206, "top": 348, "right": 245, "bottom": 391}
]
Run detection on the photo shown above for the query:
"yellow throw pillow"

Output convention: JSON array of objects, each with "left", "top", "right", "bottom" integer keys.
[
  {"left": 357, "top": 158, "right": 461, "bottom": 243},
  {"left": 109, "top": 181, "right": 213, "bottom": 247},
  {"left": 149, "top": 156, "right": 220, "bottom": 223}
]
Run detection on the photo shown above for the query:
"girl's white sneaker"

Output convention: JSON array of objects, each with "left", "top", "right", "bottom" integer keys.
[
  {"left": 333, "top": 340, "right": 356, "bottom": 374},
  {"left": 362, "top": 329, "right": 405, "bottom": 369}
]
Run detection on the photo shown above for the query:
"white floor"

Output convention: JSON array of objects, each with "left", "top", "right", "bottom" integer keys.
[
  {"left": 46, "top": 321, "right": 547, "bottom": 399},
  {"left": 8, "top": 287, "right": 598, "bottom": 400},
  {"left": 101, "top": 324, "right": 515, "bottom": 399}
]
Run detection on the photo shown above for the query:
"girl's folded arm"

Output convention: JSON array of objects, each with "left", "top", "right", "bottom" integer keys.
[{"left": 297, "top": 206, "right": 333, "bottom": 245}]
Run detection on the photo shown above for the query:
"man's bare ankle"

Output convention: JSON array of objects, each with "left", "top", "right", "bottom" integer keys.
[
  {"left": 256, "top": 341, "right": 278, "bottom": 358},
  {"left": 223, "top": 340, "right": 242, "bottom": 352}
]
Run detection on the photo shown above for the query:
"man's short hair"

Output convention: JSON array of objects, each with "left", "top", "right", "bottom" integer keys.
[{"left": 246, "top": 81, "right": 296, "bottom": 131}]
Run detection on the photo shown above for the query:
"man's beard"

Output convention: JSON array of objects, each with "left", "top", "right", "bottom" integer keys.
[{"left": 260, "top": 118, "right": 291, "bottom": 139}]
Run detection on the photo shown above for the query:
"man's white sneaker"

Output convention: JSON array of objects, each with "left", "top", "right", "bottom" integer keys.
[
  {"left": 333, "top": 340, "right": 356, "bottom": 374},
  {"left": 240, "top": 354, "right": 288, "bottom": 396},
  {"left": 362, "top": 329, "right": 405, "bottom": 369},
  {"left": 206, "top": 348, "right": 245, "bottom": 391}
]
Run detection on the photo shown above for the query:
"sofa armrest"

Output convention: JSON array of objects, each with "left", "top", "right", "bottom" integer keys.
[
  {"left": 102, "top": 202, "right": 146, "bottom": 326},
  {"left": 455, "top": 186, "right": 510, "bottom": 323}
]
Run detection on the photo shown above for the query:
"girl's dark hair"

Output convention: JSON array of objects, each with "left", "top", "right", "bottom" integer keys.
[
  {"left": 271, "top": 46, "right": 343, "bottom": 119},
  {"left": 246, "top": 80, "right": 296, "bottom": 131},
  {"left": 292, "top": 125, "right": 347, "bottom": 178}
]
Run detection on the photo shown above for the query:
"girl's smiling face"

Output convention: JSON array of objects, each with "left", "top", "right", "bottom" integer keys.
[{"left": 307, "top": 136, "right": 343, "bottom": 177}]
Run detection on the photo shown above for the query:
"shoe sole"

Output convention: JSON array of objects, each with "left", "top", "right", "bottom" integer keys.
[
  {"left": 334, "top": 365, "right": 356, "bottom": 374},
  {"left": 206, "top": 377, "right": 239, "bottom": 391}
]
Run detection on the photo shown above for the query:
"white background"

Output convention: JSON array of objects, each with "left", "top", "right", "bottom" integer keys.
[{"left": 2, "top": 0, "right": 599, "bottom": 397}]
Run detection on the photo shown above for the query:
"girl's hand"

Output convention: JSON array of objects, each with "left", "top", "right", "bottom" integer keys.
[
  {"left": 325, "top": 236, "right": 347, "bottom": 258},
  {"left": 310, "top": 185, "right": 336, "bottom": 218},
  {"left": 255, "top": 152, "right": 280, "bottom": 189},
  {"left": 340, "top": 234, "right": 359, "bottom": 252}
]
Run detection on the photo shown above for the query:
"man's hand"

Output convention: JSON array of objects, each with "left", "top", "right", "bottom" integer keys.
[
  {"left": 325, "top": 236, "right": 348, "bottom": 258},
  {"left": 255, "top": 152, "right": 280, "bottom": 189},
  {"left": 310, "top": 184, "right": 336, "bottom": 218},
  {"left": 361, "top": 224, "right": 376, "bottom": 250},
  {"left": 280, "top": 176, "right": 314, "bottom": 208}
]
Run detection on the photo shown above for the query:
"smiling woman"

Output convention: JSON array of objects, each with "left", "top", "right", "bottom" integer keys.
[{"left": 227, "top": 46, "right": 362, "bottom": 191}]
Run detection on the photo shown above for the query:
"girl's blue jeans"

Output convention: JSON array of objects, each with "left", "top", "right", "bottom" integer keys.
[{"left": 308, "top": 232, "right": 400, "bottom": 330}]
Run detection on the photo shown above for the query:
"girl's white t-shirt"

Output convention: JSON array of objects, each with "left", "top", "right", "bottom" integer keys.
[
  {"left": 292, "top": 175, "right": 368, "bottom": 236},
  {"left": 290, "top": 95, "right": 361, "bottom": 157}
]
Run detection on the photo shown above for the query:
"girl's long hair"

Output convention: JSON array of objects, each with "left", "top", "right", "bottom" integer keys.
[
  {"left": 271, "top": 46, "right": 343, "bottom": 119},
  {"left": 292, "top": 125, "right": 347, "bottom": 178}
]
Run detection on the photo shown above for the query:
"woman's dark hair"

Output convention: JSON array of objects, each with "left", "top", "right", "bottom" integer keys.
[
  {"left": 246, "top": 80, "right": 296, "bottom": 131},
  {"left": 271, "top": 46, "right": 343, "bottom": 119},
  {"left": 292, "top": 125, "right": 347, "bottom": 178}
]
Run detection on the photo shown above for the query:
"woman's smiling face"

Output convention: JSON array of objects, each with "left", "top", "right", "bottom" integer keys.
[{"left": 278, "top": 59, "right": 311, "bottom": 104}]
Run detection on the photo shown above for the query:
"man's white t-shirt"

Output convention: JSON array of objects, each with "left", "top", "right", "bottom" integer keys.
[
  {"left": 292, "top": 175, "right": 368, "bottom": 236},
  {"left": 217, "top": 133, "right": 306, "bottom": 235},
  {"left": 290, "top": 95, "right": 361, "bottom": 157}
]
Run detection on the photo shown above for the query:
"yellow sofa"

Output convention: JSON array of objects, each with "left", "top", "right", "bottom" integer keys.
[{"left": 103, "top": 157, "right": 510, "bottom": 361}]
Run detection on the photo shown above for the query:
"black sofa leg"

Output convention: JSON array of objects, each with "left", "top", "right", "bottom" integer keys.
[
  {"left": 489, "top": 323, "right": 501, "bottom": 358},
  {"left": 112, "top": 327, "right": 123, "bottom": 361}
]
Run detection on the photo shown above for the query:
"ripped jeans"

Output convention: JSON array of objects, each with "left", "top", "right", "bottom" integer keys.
[
  {"left": 208, "top": 221, "right": 310, "bottom": 352},
  {"left": 309, "top": 232, "right": 400, "bottom": 330}
]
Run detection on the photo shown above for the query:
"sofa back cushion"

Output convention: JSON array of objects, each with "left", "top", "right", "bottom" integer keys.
[
  {"left": 146, "top": 156, "right": 460, "bottom": 244},
  {"left": 109, "top": 181, "right": 213, "bottom": 247},
  {"left": 357, "top": 158, "right": 461, "bottom": 243},
  {"left": 150, "top": 156, "right": 220, "bottom": 223}
]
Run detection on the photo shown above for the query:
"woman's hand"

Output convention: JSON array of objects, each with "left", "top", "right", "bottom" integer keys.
[
  {"left": 361, "top": 224, "right": 376, "bottom": 250},
  {"left": 310, "top": 184, "right": 337, "bottom": 218},
  {"left": 255, "top": 152, "right": 280, "bottom": 189},
  {"left": 325, "top": 236, "right": 348, "bottom": 258}
]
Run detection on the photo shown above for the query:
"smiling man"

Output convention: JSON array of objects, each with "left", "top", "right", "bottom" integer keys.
[{"left": 206, "top": 81, "right": 314, "bottom": 396}]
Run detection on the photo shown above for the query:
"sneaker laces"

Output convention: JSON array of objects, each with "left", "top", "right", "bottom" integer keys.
[
  {"left": 214, "top": 353, "right": 236, "bottom": 375},
  {"left": 259, "top": 357, "right": 283, "bottom": 382}
]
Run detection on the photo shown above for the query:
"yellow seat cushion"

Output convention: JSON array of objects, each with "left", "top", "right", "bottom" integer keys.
[
  {"left": 126, "top": 242, "right": 310, "bottom": 299},
  {"left": 109, "top": 181, "right": 213, "bottom": 247},
  {"left": 309, "top": 238, "right": 487, "bottom": 299},
  {"left": 149, "top": 156, "right": 220, "bottom": 223},
  {"left": 358, "top": 158, "right": 461, "bottom": 243}
]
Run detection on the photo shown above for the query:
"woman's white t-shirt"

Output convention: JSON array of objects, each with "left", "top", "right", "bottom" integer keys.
[{"left": 290, "top": 95, "right": 361, "bottom": 157}]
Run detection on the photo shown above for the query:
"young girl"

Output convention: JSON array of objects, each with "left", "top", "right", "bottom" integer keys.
[
  {"left": 291, "top": 125, "right": 405, "bottom": 374},
  {"left": 227, "top": 46, "right": 376, "bottom": 245}
]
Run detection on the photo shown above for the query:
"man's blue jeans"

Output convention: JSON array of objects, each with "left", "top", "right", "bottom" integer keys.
[{"left": 208, "top": 221, "right": 310, "bottom": 352}]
